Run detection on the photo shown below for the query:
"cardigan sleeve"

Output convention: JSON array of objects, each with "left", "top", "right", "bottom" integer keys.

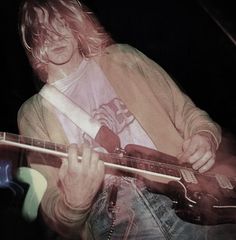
[
  {"left": 129, "top": 46, "right": 222, "bottom": 149},
  {"left": 17, "top": 96, "right": 93, "bottom": 240}
]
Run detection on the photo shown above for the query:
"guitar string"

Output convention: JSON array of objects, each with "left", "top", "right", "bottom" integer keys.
[
  {"left": 100, "top": 152, "right": 215, "bottom": 178},
  {"left": 6, "top": 133, "right": 235, "bottom": 181}
]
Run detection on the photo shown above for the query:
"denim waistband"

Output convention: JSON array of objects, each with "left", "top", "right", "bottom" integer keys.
[{"left": 89, "top": 176, "right": 210, "bottom": 240}]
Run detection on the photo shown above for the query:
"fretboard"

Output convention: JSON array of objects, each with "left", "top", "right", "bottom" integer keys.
[
  {"left": 0, "top": 132, "right": 182, "bottom": 181},
  {"left": 1, "top": 132, "right": 68, "bottom": 155},
  {"left": 1, "top": 132, "right": 235, "bottom": 193}
]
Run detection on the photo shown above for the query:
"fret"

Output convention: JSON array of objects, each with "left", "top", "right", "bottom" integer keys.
[
  {"left": 5, "top": 132, "right": 20, "bottom": 143},
  {"left": 19, "top": 135, "right": 33, "bottom": 145},
  {"left": 114, "top": 157, "right": 122, "bottom": 165},
  {"left": 129, "top": 160, "right": 138, "bottom": 169},
  {"left": 33, "top": 138, "right": 45, "bottom": 148},
  {"left": 126, "top": 158, "right": 137, "bottom": 168},
  {"left": 166, "top": 168, "right": 181, "bottom": 178},
  {"left": 149, "top": 164, "right": 155, "bottom": 171},
  {"left": 119, "top": 157, "right": 128, "bottom": 166},
  {"left": 55, "top": 143, "right": 68, "bottom": 153},
  {"left": 44, "top": 141, "right": 56, "bottom": 151},
  {"left": 136, "top": 162, "right": 149, "bottom": 171},
  {"left": 112, "top": 156, "right": 121, "bottom": 165},
  {"left": 155, "top": 166, "right": 167, "bottom": 175}
]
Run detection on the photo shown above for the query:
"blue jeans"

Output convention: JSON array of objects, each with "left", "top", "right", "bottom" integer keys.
[{"left": 88, "top": 176, "right": 235, "bottom": 240}]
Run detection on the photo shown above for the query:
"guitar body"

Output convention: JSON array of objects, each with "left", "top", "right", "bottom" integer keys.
[
  {"left": 1, "top": 132, "right": 236, "bottom": 225},
  {"left": 124, "top": 144, "right": 236, "bottom": 225},
  {"left": 146, "top": 177, "right": 236, "bottom": 225}
]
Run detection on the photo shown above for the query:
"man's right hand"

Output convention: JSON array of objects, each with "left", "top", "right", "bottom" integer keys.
[{"left": 58, "top": 144, "right": 105, "bottom": 209}]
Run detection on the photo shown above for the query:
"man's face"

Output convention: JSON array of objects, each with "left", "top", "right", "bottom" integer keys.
[
  {"left": 43, "top": 22, "right": 78, "bottom": 65},
  {"left": 36, "top": 9, "right": 78, "bottom": 65}
]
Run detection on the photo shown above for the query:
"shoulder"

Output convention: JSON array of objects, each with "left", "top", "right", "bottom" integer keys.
[
  {"left": 17, "top": 94, "right": 44, "bottom": 122},
  {"left": 102, "top": 43, "right": 141, "bottom": 61},
  {"left": 105, "top": 43, "right": 137, "bottom": 53},
  {"left": 100, "top": 43, "right": 167, "bottom": 77},
  {"left": 96, "top": 43, "right": 158, "bottom": 75},
  {"left": 101, "top": 43, "right": 162, "bottom": 70}
]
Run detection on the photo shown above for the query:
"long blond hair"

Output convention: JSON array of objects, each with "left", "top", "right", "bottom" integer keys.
[{"left": 19, "top": 0, "right": 113, "bottom": 81}]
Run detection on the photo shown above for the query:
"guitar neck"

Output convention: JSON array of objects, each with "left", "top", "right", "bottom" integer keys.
[
  {"left": 0, "top": 132, "right": 69, "bottom": 158},
  {"left": 0, "top": 132, "right": 181, "bottom": 181}
]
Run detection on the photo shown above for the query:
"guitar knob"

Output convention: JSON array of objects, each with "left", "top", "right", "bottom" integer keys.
[
  {"left": 194, "top": 192, "right": 218, "bottom": 206},
  {"left": 193, "top": 191, "right": 203, "bottom": 200}
]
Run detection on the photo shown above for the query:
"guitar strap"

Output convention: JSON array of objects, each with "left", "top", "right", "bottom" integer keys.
[
  {"left": 39, "top": 84, "right": 120, "bottom": 153},
  {"left": 40, "top": 85, "right": 121, "bottom": 230}
]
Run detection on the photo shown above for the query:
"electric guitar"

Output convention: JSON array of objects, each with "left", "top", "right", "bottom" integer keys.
[{"left": 1, "top": 132, "right": 236, "bottom": 225}]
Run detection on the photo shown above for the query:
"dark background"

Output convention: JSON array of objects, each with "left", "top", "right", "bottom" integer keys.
[{"left": 0, "top": 0, "right": 235, "bottom": 239}]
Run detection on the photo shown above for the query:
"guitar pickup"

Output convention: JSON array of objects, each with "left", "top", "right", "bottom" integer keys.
[
  {"left": 215, "top": 174, "right": 234, "bottom": 190},
  {"left": 180, "top": 168, "right": 198, "bottom": 184}
]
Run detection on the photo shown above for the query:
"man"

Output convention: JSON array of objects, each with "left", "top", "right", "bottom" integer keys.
[{"left": 18, "top": 0, "right": 230, "bottom": 239}]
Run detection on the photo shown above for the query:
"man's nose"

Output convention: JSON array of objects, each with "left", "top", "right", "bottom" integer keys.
[{"left": 51, "top": 33, "right": 61, "bottom": 41}]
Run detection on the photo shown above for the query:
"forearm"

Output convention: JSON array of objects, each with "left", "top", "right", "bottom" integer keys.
[
  {"left": 175, "top": 94, "right": 222, "bottom": 149},
  {"left": 41, "top": 185, "right": 91, "bottom": 239},
  {"left": 162, "top": 71, "right": 222, "bottom": 148}
]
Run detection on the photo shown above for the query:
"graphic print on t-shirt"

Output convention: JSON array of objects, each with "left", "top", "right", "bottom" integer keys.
[
  {"left": 82, "top": 98, "right": 135, "bottom": 147},
  {"left": 93, "top": 98, "right": 135, "bottom": 134}
]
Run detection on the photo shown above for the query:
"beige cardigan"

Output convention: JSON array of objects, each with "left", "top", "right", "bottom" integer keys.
[{"left": 18, "top": 44, "right": 221, "bottom": 239}]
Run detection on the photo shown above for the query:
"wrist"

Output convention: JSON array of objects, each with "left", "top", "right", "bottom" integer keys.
[
  {"left": 63, "top": 194, "right": 92, "bottom": 211},
  {"left": 196, "top": 131, "right": 218, "bottom": 151}
]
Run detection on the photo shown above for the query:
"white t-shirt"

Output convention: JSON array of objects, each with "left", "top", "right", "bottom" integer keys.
[{"left": 51, "top": 59, "right": 156, "bottom": 151}]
